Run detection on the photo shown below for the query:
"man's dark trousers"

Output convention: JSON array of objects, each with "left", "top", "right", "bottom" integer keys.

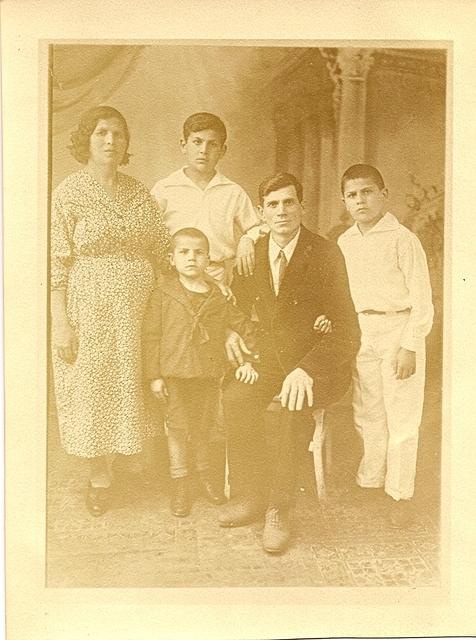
[{"left": 224, "top": 371, "right": 316, "bottom": 508}]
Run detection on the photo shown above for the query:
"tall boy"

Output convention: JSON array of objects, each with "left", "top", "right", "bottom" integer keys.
[
  {"left": 151, "top": 112, "right": 263, "bottom": 285},
  {"left": 143, "top": 228, "right": 258, "bottom": 517},
  {"left": 338, "top": 164, "right": 434, "bottom": 527}
]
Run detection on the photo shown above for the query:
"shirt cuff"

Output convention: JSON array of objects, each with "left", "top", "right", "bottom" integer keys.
[{"left": 244, "top": 223, "right": 269, "bottom": 243}]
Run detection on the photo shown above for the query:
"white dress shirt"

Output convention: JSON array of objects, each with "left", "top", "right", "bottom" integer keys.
[
  {"left": 268, "top": 228, "right": 301, "bottom": 295},
  {"left": 151, "top": 168, "right": 262, "bottom": 264},
  {"left": 337, "top": 212, "right": 434, "bottom": 351}
]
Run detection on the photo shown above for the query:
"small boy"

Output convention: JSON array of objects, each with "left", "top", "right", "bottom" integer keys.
[
  {"left": 151, "top": 112, "right": 264, "bottom": 285},
  {"left": 143, "top": 228, "right": 259, "bottom": 517},
  {"left": 337, "top": 164, "right": 434, "bottom": 528}
]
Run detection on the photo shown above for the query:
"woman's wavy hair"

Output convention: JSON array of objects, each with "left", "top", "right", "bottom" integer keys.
[{"left": 68, "top": 105, "right": 131, "bottom": 165}]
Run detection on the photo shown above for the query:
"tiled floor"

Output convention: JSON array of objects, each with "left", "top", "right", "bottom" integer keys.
[{"left": 46, "top": 379, "right": 441, "bottom": 588}]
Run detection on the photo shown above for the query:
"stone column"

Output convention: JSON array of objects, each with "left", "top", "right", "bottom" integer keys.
[
  {"left": 320, "top": 47, "right": 374, "bottom": 232},
  {"left": 336, "top": 48, "right": 375, "bottom": 179},
  {"left": 301, "top": 116, "right": 320, "bottom": 233}
]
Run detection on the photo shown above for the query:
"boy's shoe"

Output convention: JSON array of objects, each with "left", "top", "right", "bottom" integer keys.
[
  {"left": 171, "top": 477, "right": 192, "bottom": 517},
  {"left": 262, "top": 506, "right": 291, "bottom": 554},
  {"left": 198, "top": 472, "right": 227, "bottom": 505},
  {"left": 218, "top": 494, "right": 266, "bottom": 528},
  {"left": 388, "top": 498, "right": 414, "bottom": 528}
]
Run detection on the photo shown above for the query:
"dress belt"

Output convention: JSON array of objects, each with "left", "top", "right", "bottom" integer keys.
[{"left": 359, "top": 308, "right": 411, "bottom": 316}]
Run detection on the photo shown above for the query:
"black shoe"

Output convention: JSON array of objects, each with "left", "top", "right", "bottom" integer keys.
[
  {"left": 85, "top": 482, "right": 111, "bottom": 517},
  {"left": 198, "top": 472, "right": 227, "bottom": 505},
  {"left": 171, "top": 477, "right": 192, "bottom": 517},
  {"left": 262, "top": 506, "right": 291, "bottom": 554},
  {"left": 218, "top": 494, "right": 266, "bottom": 528}
]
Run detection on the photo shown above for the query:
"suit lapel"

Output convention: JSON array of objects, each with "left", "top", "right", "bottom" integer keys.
[
  {"left": 254, "top": 234, "right": 276, "bottom": 307},
  {"left": 277, "top": 226, "right": 314, "bottom": 302}
]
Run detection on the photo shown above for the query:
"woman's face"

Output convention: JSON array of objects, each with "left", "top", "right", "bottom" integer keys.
[{"left": 88, "top": 118, "right": 128, "bottom": 167}]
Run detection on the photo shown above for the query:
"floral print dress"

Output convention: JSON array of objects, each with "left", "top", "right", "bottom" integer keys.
[{"left": 51, "top": 170, "right": 170, "bottom": 457}]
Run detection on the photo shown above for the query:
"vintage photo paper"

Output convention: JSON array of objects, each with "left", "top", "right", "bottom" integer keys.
[{"left": 3, "top": 1, "right": 476, "bottom": 638}]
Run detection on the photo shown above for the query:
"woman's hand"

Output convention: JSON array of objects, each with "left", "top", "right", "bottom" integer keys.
[
  {"left": 236, "top": 236, "right": 255, "bottom": 277},
  {"left": 53, "top": 321, "right": 79, "bottom": 364},
  {"left": 150, "top": 378, "right": 169, "bottom": 402},
  {"left": 235, "top": 362, "right": 259, "bottom": 385}
]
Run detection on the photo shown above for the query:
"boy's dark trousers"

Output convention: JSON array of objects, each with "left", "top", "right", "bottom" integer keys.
[
  {"left": 164, "top": 377, "right": 221, "bottom": 479},
  {"left": 223, "top": 371, "right": 315, "bottom": 508}
]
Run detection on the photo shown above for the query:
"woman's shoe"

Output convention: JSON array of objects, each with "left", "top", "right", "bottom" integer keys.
[{"left": 85, "top": 482, "right": 111, "bottom": 517}]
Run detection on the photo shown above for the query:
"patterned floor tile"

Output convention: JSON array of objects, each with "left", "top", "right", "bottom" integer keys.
[{"left": 346, "top": 556, "right": 435, "bottom": 587}]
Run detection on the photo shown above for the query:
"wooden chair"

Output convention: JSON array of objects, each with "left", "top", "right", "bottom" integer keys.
[{"left": 308, "top": 408, "right": 331, "bottom": 501}]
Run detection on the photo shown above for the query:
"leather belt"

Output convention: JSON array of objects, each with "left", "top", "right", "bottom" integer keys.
[{"left": 359, "top": 308, "right": 411, "bottom": 316}]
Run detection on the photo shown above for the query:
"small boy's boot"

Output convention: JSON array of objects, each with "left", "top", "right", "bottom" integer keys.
[{"left": 171, "top": 477, "right": 192, "bottom": 517}]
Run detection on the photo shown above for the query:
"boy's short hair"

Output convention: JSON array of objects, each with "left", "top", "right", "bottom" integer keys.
[
  {"left": 170, "top": 227, "right": 210, "bottom": 253},
  {"left": 341, "top": 164, "right": 386, "bottom": 194},
  {"left": 258, "top": 172, "right": 303, "bottom": 205},
  {"left": 182, "top": 112, "right": 227, "bottom": 146}
]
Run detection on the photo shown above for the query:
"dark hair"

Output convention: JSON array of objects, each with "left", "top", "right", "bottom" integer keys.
[
  {"left": 182, "top": 112, "right": 227, "bottom": 146},
  {"left": 170, "top": 227, "right": 210, "bottom": 253},
  {"left": 258, "top": 172, "right": 303, "bottom": 205},
  {"left": 341, "top": 164, "right": 385, "bottom": 194},
  {"left": 68, "top": 105, "right": 131, "bottom": 165}
]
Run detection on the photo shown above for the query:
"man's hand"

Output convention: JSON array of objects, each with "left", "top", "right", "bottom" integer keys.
[
  {"left": 392, "top": 348, "right": 416, "bottom": 380},
  {"left": 279, "top": 367, "right": 314, "bottom": 411},
  {"left": 225, "top": 329, "right": 252, "bottom": 367},
  {"left": 313, "top": 314, "right": 333, "bottom": 334},
  {"left": 53, "top": 321, "right": 79, "bottom": 364},
  {"left": 235, "top": 236, "right": 255, "bottom": 277},
  {"left": 150, "top": 378, "right": 169, "bottom": 402}
]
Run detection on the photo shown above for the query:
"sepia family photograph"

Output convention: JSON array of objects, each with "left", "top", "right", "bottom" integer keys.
[{"left": 46, "top": 42, "right": 446, "bottom": 589}]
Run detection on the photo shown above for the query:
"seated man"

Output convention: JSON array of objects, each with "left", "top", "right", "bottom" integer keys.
[{"left": 219, "top": 172, "right": 360, "bottom": 554}]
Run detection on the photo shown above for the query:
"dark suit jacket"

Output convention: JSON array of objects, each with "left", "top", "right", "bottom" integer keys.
[{"left": 232, "top": 225, "right": 360, "bottom": 406}]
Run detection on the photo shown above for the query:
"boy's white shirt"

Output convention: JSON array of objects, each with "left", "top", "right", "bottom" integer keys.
[
  {"left": 151, "top": 167, "right": 264, "bottom": 264},
  {"left": 337, "top": 211, "right": 434, "bottom": 352}
]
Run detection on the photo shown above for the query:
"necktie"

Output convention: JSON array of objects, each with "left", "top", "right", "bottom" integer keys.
[{"left": 277, "top": 249, "right": 288, "bottom": 294}]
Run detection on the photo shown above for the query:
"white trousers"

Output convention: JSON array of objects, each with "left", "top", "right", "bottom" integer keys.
[{"left": 353, "top": 314, "right": 426, "bottom": 500}]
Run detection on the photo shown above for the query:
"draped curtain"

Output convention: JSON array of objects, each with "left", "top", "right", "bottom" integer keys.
[{"left": 51, "top": 45, "right": 144, "bottom": 134}]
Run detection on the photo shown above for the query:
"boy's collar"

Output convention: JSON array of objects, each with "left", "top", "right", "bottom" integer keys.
[
  {"left": 161, "top": 167, "right": 234, "bottom": 189},
  {"left": 347, "top": 211, "right": 399, "bottom": 236}
]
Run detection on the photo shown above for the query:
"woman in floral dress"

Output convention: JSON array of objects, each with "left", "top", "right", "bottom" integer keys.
[{"left": 51, "top": 105, "right": 170, "bottom": 516}]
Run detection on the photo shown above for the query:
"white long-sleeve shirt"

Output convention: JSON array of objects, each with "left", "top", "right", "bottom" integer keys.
[
  {"left": 337, "top": 212, "right": 434, "bottom": 351},
  {"left": 151, "top": 168, "right": 263, "bottom": 264}
]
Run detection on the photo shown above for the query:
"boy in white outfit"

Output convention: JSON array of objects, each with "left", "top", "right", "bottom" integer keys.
[
  {"left": 151, "top": 112, "right": 263, "bottom": 285},
  {"left": 337, "top": 164, "right": 434, "bottom": 528}
]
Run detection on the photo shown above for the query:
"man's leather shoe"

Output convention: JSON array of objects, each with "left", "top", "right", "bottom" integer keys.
[
  {"left": 171, "top": 477, "right": 192, "bottom": 517},
  {"left": 218, "top": 495, "right": 266, "bottom": 527},
  {"left": 388, "top": 498, "right": 413, "bottom": 528},
  {"left": 85, "top": 482, "right": 111, "bottom": 517},
  {"left": 198, "top": 473, "right": 227, "bottom": 505},
  {"left": 262, "top": 506, "right": 291, "bottom": 553}
]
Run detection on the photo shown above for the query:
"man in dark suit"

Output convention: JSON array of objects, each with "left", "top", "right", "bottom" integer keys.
[{"left": 219, "top": 172, "right": 360, "bottom": 554}]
